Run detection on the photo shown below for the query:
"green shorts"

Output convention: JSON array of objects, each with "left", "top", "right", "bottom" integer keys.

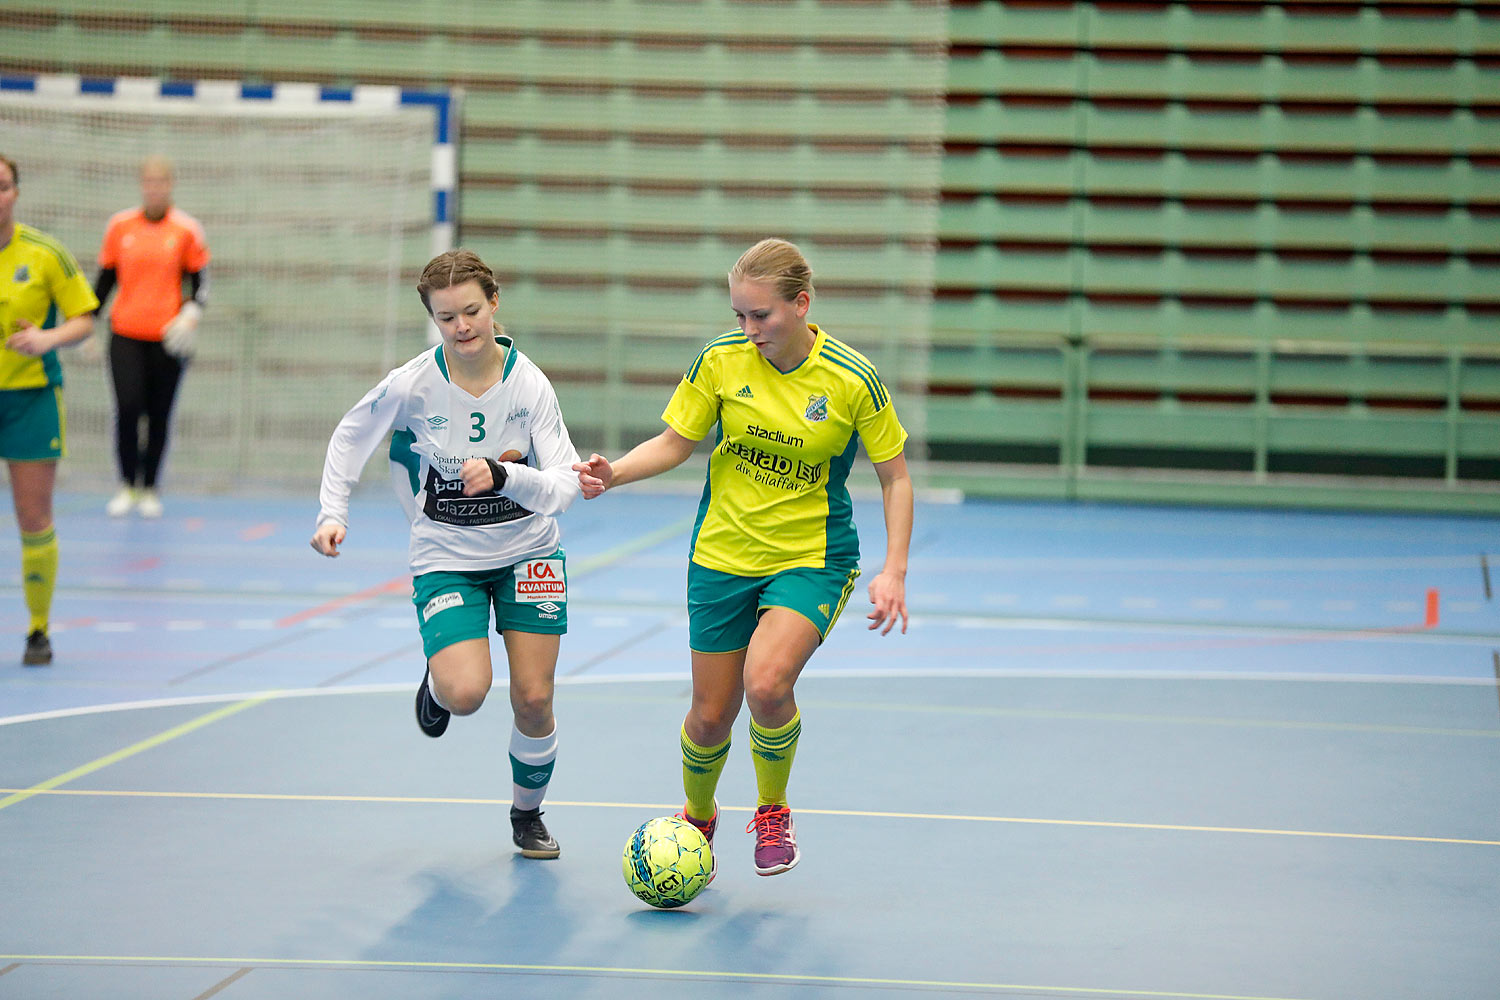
[
  {"left": 412, "top": 549, "right": 568, "bottom": 659},
  {"left": 686, "top": 561, "right": 861, "bottom": 654},
  {"left": 0, "top": 386, "right": 65, "bottom": 461}
]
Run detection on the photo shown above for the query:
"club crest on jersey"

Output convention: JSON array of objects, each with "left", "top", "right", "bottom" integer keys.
[
  {"left": 12, "top": 265, "right": 29, "bottom": 283},
  {"left": 805, "top": 394, "right": 829, "bottom": 422}
]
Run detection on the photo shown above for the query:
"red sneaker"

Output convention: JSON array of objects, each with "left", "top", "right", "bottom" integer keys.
[
  {"left": 676, "top": 800, "right": 718, "bottom": 884},
  {"left": 746, "top": 804, "right": 799, "bottom": 876}
]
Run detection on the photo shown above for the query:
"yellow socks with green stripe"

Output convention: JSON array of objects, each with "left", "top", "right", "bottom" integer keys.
[
  {"left": 680, "top": 727, "right": 730, "bottom": 822},
  {"left": 749, "top": 711, "right": 802, "bottom": 807},
  {"left": 21, "top": 526, "right": 57, "bottom": 634}
]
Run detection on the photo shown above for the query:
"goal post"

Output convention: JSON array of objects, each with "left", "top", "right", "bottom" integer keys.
[{"left": 0, "top": 74, "right": 457, "bottom": 492}]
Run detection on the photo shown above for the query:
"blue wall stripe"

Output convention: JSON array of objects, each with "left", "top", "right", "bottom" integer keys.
[
  {"left": 159, "top": 80, "right": 195, "bottom": 97},
  {"left": 80, "top": 78, "right": 115, "bottom": 95}
]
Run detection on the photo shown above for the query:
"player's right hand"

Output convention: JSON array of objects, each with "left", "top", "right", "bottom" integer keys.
[
  {"left": 310, "top": 522, "right": 346, "bottom": 557},
  {"left": 7, "top": 319, "right": 53, "bottom": 356},
  {"left": 572, "top": 454, "right": 613, "bottom": 500}
]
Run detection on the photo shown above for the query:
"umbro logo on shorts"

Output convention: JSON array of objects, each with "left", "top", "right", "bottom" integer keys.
[
  {"left": 735, "top": 385, "right": 754, "bottom": 399},
  {"left": 536, "top": 602, "right": 560, "bottom": 614}
]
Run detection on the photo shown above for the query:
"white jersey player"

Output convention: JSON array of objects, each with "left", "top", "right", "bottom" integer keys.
[{"left": 312, "top": 249, "right": 580, "bottom": 860}]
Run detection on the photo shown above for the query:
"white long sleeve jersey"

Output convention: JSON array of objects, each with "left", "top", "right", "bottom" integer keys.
[{"left": 317, "top": 337, "right": 582, "bottom": 576}]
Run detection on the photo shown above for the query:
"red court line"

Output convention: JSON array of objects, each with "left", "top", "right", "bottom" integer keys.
[{"left": 276, "top": 576, "right": 410, "bottom": 629}]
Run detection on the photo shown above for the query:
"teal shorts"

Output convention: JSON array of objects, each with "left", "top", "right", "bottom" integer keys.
[
  {"left": 686, "top": 561, "right": 861, "bottom": 654},
  {"left": 0, "top": 386, "right": 65, "bottom": 461},
  {"left": 412, "top": 549, "right": 568, "bottom": 659}
]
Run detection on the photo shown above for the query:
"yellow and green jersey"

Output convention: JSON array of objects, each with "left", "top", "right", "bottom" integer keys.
[
  {"left": 663, "top": 324, "right": 907, "bottom": 576},
  {"left": 0, "top": 224, "right": 98, "bottom": 390}
]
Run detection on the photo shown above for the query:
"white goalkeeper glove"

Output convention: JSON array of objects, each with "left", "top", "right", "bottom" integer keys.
[{"left": 162, "top": 301, "right": 202, "bottom": 358}]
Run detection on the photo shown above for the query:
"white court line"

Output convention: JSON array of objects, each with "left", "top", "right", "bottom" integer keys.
[
  {"left": 4, "top": 666, "right": 1499, "bottom": 730},
  {"left": 911, "top": 555, "right": 1484, "bottom": 572}
]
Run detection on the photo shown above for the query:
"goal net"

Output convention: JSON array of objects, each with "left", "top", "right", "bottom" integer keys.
[{"left": 0, "top": 80, "right": 442, "bottom": 492}]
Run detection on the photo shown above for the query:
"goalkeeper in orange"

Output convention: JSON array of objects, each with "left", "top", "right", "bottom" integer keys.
[
  {"left": 0, "top": 154, "right": 100, "bottom": 665},
  {"left": 574, "top": 238, "right": 913, "bottom": 878},
  {"left": 93, "top": 155, "right": 210, "bottom": 519}
]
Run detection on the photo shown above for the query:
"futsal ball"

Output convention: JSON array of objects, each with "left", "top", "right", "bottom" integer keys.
[{"left": 622, "top": 816, "right": 712, "bottom": 909}]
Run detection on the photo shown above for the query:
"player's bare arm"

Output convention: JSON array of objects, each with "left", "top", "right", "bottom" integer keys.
[
  {"left": 867, "top": 452, "right": 912, "bottom": 635},
  {"left": 8, "top": 313, "right": 94, "bottom": 356},
  {"left": 574, "top": 426, "right": 697, "bottom": 499}
]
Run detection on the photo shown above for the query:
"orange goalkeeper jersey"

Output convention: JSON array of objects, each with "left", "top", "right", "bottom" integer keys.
[{"left": 98, "top": 207, "right": 210, "bottom": 340}]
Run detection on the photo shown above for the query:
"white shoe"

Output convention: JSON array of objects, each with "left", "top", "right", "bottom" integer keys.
[
  {"left": 106, "top": 487, "right": 137, "bottom": 517},
  {"left": 136, "top": 490, "right": 163, "bottom": 519}
]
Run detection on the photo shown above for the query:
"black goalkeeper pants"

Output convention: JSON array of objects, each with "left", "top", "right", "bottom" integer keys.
[{"left": 109, "top": 332, "right": 186, "bottom": 490}]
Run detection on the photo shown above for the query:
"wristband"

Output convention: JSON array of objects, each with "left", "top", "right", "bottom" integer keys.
[{"left": 485, "top": 457, "right": 507, "bottom": 492}]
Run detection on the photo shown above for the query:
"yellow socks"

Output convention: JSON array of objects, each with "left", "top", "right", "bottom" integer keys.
[
  {"left": 20, "top": 526, "right": 57, "bottom": 634},
  {"left": 680, "top": 727, "right": 730, "bottom": 822},
  {"left": 749, "top": 711, "right": 801, "bottom": 807}
]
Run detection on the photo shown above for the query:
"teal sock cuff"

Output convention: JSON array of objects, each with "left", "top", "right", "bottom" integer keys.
[{"left": 510, "top": 755, "right": 556, "bottom": 790}]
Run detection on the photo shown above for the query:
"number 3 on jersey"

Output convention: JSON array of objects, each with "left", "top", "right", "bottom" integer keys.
[{"left": 469, "top": 412, "right": 485, "bottom": 442}]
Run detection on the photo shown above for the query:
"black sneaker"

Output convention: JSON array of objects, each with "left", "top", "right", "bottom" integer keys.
[
  {"left": 414, "top": 666, "right": 449, "bottom": 737},
  {"left": 22, "top": 630, "right": 51, "bottom": 666},
  {"left": 510, "top": 806, "right": 561, "bottom": 859}
]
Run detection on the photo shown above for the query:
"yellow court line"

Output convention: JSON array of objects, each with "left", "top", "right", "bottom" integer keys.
[
  {"left": 0, "top": 696, "right": 270, "bottom": 812},
  {"left": 0, "top": 954, "right": 1315, "bottom": 1000},
  {"left": 3, "top": 789, "right": 1496, "bottom": 847},
  {"left": 568, "top": 515, "right": 695, "bottom": 575}
]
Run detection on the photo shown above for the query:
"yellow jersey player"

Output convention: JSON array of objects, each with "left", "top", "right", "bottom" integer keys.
[
  {"left": 575, "top": 238, "right": 913, "bottom": 878},
  {"left": 0, "top": 154, "right": 99, "bottom": 665}
]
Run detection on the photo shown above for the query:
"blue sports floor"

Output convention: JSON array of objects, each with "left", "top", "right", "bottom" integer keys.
[{"left": 1, "top": 486, "right": 1498, "bottom": 999}]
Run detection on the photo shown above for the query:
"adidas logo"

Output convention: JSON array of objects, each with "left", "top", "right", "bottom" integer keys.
[
  {"left": 735, "top": 385, "right": 754, "bottom": 399},
  {"left": 818, "top": 603, "right": 830, "bottom": 617}
]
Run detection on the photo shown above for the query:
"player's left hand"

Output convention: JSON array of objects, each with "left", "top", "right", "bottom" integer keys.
[
  {"left": 162, "top": 302, "right": 202, "bottom": 358},
  {"left": 7, "top": 319, "right": 54, "bottom": 356},
  {"left": 866, "top": 570, "right": 908, "bottom": 635}
]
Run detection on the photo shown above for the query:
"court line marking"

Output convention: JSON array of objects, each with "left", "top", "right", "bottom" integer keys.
[
  {"left": 266, "top": 514, "right": 695, "bottom": 633},
  {"left": 899, "top": 555, "right": 1487, "bottom": 572},
  {"left": 0, "top": 954, "right": 1315, "bottom": 999},
  {"left": 6, "top": 669, "right": 1500, "bottom": 731},
  {"left": 797, "top": 698, "right": 1500, "bottom": 739},
  {"left": 190, "top": 966, "right": 252, "bottom": 1000},
  {"left": 0, "top": 696, "right": 269, "bottom": 812},
  {"left": 3, "top": 788, "right": 1495, "bottom": 847},
  {"left": 277, "top": 576, "right": 409, "bottom": 628}
]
